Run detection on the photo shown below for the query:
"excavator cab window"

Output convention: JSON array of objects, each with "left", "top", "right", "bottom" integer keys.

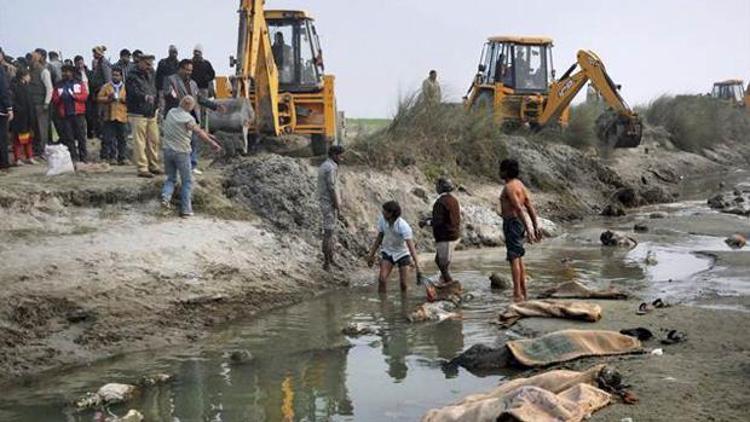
[
  {"left": 712, "top": 83, "right": 745, "bottom": 102},
  {"left": 267, "top": 18, "right": 323, "bottom": 91},
  {"left": 512, "top": 44, "right": 549, "bottom": 93}
]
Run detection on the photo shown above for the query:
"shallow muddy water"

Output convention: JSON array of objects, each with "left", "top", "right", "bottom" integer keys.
[{"left": 2, "top": 171, "right": 748, "bottom": 421}]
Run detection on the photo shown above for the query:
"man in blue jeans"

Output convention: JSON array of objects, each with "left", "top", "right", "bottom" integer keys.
[{"left": 161, "top": 96, "right": 221, "bottom": 217}]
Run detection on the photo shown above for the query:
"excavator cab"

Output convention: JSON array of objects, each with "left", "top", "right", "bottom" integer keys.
[
  {"left": 265, "top": 10, "right": 325, "bottom": 91},
  {"left": 711, "top": 80, "right": 745, "bottom": 105},
  {"left": 477, "top": 37, "right": 554, "bottom": 94}
]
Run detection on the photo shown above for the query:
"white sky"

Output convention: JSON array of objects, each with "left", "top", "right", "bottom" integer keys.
[{"left": 1, "top": 0, "right": 748, "bottom": 117}]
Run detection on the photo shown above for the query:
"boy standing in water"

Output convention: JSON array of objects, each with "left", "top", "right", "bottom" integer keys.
[
  {"left": 499, "top": 159, "right": 542, "bottom": 302},
  {"left": 366, "top": 201, "right": 422, "bottom": 293}
]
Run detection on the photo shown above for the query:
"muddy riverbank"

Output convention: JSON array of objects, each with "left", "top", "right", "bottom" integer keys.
[{"left": 0, "top": 137, "right": 748, "bottom": 396}]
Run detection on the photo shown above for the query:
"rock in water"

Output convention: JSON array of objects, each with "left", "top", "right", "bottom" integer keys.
[
  {"left": 489, "top": 273, "right": 511, "bottom": 290},
  {"left": 342, "top": 322, "right": 380, "bottom": 337},
  {"left": 708, "top": 194, "right": 728, "bottom": 209},
  {"left": 97, "top": 383, "right": 137, "bottom": 405},
  {"left": 601, "top": 203, "right": 626, "bottom": 217},
  {"left": 228, "top": 350, "right": 254, "bottom": 364},
  {"left": 649, "top": 212, "right": 666, "bottom": 219},
  {"left": 725, "top": 234, "right": 747, "bottom": 250}
]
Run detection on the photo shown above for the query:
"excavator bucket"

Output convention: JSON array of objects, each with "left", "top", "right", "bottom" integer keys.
[{"left": 595, "top": 110, "right": 643, "bottom": 148}]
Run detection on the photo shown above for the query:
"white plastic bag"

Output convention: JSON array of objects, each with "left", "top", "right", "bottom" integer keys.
[{"left": 45, "top": 144, "right": 75, "bottom": 176}]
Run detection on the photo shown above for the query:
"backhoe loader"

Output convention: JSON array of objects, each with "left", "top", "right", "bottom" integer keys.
[
  {"left": 464, "top": 36, "right": 642, "bottom": 148},
  {"left": 214, "top": 0, "right": 338, "bottom": 154},
  {"left": 711, "top": 79, "right": 748, "bottom": 109}
]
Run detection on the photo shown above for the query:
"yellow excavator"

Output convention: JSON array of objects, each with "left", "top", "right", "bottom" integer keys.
[
  {"left": 464, "top": 36, "right": 642, "bottom": 148},
  {"left": 711, "top": 79, "right": 749, "bottom": 109},
  {"left": 214, "top": 0, "right": 338, "bottom": 154}
]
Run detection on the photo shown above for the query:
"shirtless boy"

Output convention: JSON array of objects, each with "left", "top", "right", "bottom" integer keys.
[{"left": 499, "top": 159, "right": 542, "bottom": 302}]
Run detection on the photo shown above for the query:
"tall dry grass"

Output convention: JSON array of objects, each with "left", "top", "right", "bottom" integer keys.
[
  {"left": 350, "top": 94, "right": 508, "bottom": 181},
  {"left": 644, "top": 95, "right": 750, "bottom": 152}
]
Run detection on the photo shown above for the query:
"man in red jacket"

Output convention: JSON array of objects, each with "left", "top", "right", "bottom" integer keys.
[
  {"left": 420, "top": 177, "right": 461, "bottom": 286},
  {"left": 52, "top": 64, "right": 88, "bottom": 162}
]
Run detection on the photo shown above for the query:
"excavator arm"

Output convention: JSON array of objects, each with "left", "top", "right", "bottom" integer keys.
[
  {"left": 540, "top": 50, "right": 642, "bottom": 148},
  {"left": 236, "top": 0, "right": 282, "bottom": 135}
]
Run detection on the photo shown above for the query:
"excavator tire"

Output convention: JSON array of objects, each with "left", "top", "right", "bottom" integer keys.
[{"left": 596, "top": 110, "right": 642, "bottom": 149}]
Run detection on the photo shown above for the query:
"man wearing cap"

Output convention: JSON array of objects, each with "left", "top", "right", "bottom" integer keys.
[
  {"left": 419, "top": 177, "right": 461, "bottom": 286},
  {"left": 29, "top": 49, "right": 53, "bottom": 156},
  {"left": 317, "top": 145, "right": 345, "bottom": 271},
  {"left": 116, "top": 49, "right": 132, "bottom": 81},
  {"left": 191, "top": 44, "right": 216, "bottom": 127},
  {"left": 156, "top": 45, "right": 180, "bottom": 115},
  {"left": 89, "top": 46, "right": 112, "bottom": 141},
  {"left": 126, "top": 53, "right": 161, "bottom": 178}
]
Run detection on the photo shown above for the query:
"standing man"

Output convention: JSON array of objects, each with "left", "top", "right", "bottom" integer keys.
[
  {"left": 161, "top": 96, "right": 222, "bottom": 218},
  {"left": 0, "top": 64, "right": 12, "bottom": 173},
  {"left": 51, "top": 64, "right": 89, "bottom": 163},
  {"left": 317, "top": 145, "right": 344, "bottom": 271},
  {"left": 191, "top": 44, "right": 216, "bottom": 127},
  {"left": 156, "top": 45, "right": 180, "bottom": 116},
  {"left": 163, "top": 59, "right": 223, "bottom": 174},
  {"left": 116, "top": 49, "right": 132, "bottom": 81},
  {"left": 29, "top": 49, "right": 53, "bottom": 157},
  {"left": 499, "top": 159, "right": 542, "bottom": 302},
  {"left": 89, "top": 46, "right": 112, "bottom": 141},
  {"left": 419, "top": 177, "right": 461, "bottom": 286},
  {"left": 47, "top": 51, "right": 63, "bottom": 85},
  {"left": 126, "top": 54, "right": 161, "bottom": 178},
  {"left": 421, "top": 70, "right": 442, "bottom": 105},
  {"left": 127, "top": 50, "right": 143, "bottom": 78},
  {"left": 97, "top": 67, "right": 128, "bottom": 165}
]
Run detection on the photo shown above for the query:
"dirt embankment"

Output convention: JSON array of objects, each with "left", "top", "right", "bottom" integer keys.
[{"left": 0, "top": 131, "right": 747, "bottom": 383}]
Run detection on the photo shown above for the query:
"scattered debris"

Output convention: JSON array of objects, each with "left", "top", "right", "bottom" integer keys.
[
  {"left": 106, "top": 409, "right": 144, "bottom": 422},
  {"left": 408, "top": 301, "right": 459, "bottom": 323},
  {"left": 342, "top": 322, "right": 381, "bottom": 337},
  {"left": 645, "top": 250, "right": 658, "bottom": 265},
  {"left": 600, "top": 230, "right": 638, "bottom": 248},
  {"left": 661, "top": 329, "right": 688, "bottom": 345},
  {"left": 74, "top": 383, "right": 138, "bottom": 411},
  {"left": 138, "top": 373, "right": 173, "bottom": 387},
  {"left": 725, "top": 234, "right": 747, "bottom": 249},
  {"left": 619, "top": 327, "right": 654, "bottom": 341},
  {"left": 651, "top": 348, "right": 664, "bottom": 356},
  {"left": 633, "top": 223, "right": 649, "bottom": 233}
]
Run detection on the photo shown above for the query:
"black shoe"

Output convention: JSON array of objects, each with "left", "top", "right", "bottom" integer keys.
[{"left": 138, "top": 172, "right": 154, "bottom": 178}]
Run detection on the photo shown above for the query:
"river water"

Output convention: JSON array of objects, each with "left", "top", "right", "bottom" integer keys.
[{"left": 1, "top": 171, "right": 748, "bottom": 421}]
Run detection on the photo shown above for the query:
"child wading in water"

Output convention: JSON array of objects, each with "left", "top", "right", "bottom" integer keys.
[
  {"left": 499, "top": 159, "right": 542, "bottom": 302},
  {"left": 366, "top": 201, "right": 422, "bottom": 293}
]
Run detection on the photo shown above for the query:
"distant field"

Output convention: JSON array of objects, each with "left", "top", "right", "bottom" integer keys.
[{"left": 345, "top": 118, "right": 391, "bottom": 139}]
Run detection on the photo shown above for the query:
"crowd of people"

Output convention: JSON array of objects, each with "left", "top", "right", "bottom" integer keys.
[
  {"left": 0, "top": 44, "right": 218, "bottom": 178},
  {"left": 0, "top": 44, "right": 222, "bottom": 218}
]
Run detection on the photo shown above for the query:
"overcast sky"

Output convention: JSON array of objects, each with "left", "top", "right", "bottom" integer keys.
[{"left": 1, "top": 0, "right": 748, "bottom": 117}]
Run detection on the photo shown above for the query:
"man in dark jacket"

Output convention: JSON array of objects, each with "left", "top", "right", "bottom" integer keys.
[
  {"left": 0, "top": 65, "right": 13, "bottom": 172},
  {"left": 116, "top": 49, "right": 132, "bottom": 81},
  {"left": 10, "top": 68, "right": 36, "bottom": 164},
  {"left": 191, "top": 44, "right": 215, "bottom": 98},
  {"left": 420, "top": 177, "right": 461, "bottom": 285},
  {"left": 89, "top": 46, "right": 112, "bottom": 140},
  {"left": 126, "top": 54, "right": 161, "bottom": 178},
  {"left": 156, "top": 45, "right": 179, "bottom": 114}
]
